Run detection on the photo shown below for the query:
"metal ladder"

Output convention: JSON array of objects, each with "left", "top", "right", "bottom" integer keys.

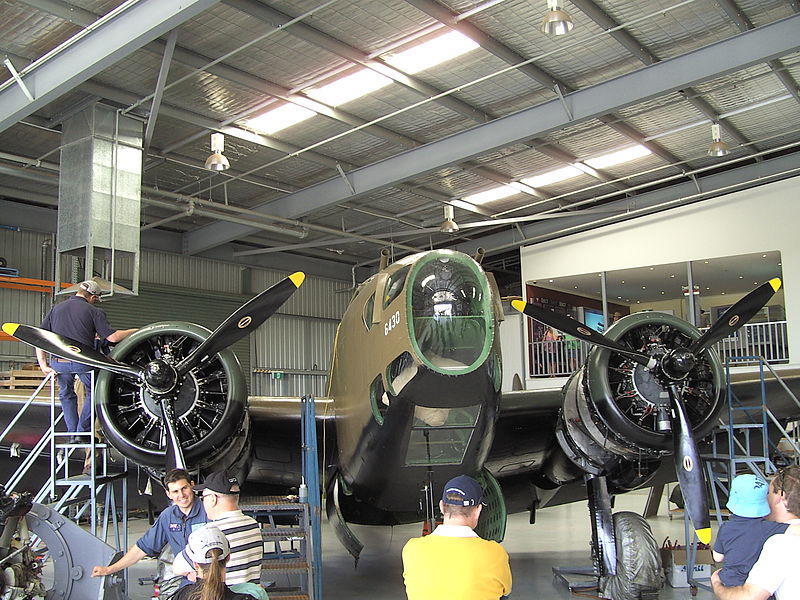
[
  {"left": 240, "top": 395, "right": 322, "bottom": 600},
  {"left": 1, "top": 372, "right": 129, "bottom": 549}
]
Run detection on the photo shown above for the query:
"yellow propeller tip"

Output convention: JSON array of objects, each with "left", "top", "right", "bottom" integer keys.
[
  {"left": 289, "top": 272, "right": 305, "bottom": 288},
  {"left": 695, "top": 528, "right": 712, "bottom": 545},
  {"left": 2, "top": 323, "right": 19, "bottom": 336},
  {"left": 769, "top": 278, "right": 782, "bottom": 292},
  {"left": 511, "top": 300, "right": 527, "bottom": 313}
]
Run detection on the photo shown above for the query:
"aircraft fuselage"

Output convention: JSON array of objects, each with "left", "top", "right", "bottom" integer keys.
[{"left": 327, "top": 250, "right": 503, "bottom": 517}]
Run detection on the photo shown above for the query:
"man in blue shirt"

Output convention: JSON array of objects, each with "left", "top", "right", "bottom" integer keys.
[
  {"left": 36, "top": 280, "right": 137, "bottom": 440},
  {"left": 92, "top": 469, "right": 207, "bottom": 581}
]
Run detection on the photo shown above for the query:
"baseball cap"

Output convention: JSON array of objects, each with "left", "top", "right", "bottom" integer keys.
[
  {"left": 185, "top": 525, "right": 230, "bottom": 563},
  {"left": 441, "top": 475, "right": 484, "bottom": 506},
  {"left": 726, "top": 474, "right": 770, "bottom": 518},
  {"left": 194, "top": 471, "right": 240, "bottom": 495},
  {"left": 79, "top": 280, "right": 102, "bottom": 297}
]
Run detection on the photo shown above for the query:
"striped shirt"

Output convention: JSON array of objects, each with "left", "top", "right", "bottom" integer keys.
[{"left": 178, "top": 510, "right": 263, "bottom": 585}]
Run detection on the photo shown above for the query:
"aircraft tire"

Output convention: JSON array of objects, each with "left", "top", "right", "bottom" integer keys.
[{"left": 600, "top": 511, "right": 663, "bottom": 600}]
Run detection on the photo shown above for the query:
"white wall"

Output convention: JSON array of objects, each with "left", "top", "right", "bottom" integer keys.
[
  {"left": 498, "top": 311, "right": 526, "bottom": 391},
  {"left": 520, "top": 175, "right": 800, "bottom": 364}
]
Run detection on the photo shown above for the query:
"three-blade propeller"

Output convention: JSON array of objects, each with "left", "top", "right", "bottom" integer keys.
[
  {"left": 3, "top": 271, "right": 305, "bottom": 471},
  {"left": 511, "top": 277, "right": 781, "bottom": 544}
]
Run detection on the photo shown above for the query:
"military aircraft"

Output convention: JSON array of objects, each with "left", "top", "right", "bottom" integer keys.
[{"left": 3, "top": 249, "right": 798, "bottom": 598}]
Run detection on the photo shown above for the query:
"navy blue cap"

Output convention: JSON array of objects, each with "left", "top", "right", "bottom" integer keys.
[{"left": 442, "top": 475, "right": 484, "bottom": 506}]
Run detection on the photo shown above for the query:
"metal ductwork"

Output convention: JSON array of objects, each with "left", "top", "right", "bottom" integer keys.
[{"left": 56, "top": 103, "right": 142, "bottom": 296}]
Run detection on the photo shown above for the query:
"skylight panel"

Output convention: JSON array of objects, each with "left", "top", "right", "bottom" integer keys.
[
  {"left": 305, "top": 69, "right": 393, "bottom": 106},
  {"left": 245, "top": 103, "right": 317, "bottom": 134},
  {"left": 585, "top": 145, "right": 651, "bottom": 169},
  {"left": 463, "top": 185, "right": 519, "bottom": 205},
  {"left": 521, "top": 165, "right": 582, "bottom": 188},
  {"left": 383, "top": 31, "right": 480, "bottom": 74}
]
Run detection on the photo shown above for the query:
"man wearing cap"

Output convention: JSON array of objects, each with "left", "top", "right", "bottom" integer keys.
[
  {"left": 91, "top": 469, "right": 207, "bottom": 585},
  {"left": 173, "top": 471, "right": 264, "bottom": 589},
  {"left": 711, "top": 474, "right": 788, "bottom": 587},
  {"left": 712, "top": 466, "right": 800, "bottom": 599},
  {"left": 37, "top": 280, "right": 137, "bottom": 441},
  {"left": 402, "top": 474, "right": 512, "bottom": 599}
]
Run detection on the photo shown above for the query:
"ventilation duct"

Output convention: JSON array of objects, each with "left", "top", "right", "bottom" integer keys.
[{"left": 56, "top": 103, "right": 141, "bottom": 297}]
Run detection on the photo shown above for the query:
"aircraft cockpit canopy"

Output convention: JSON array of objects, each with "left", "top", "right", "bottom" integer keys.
[{"left": 407, "top": 252, "right": 494, "bottom": 375}]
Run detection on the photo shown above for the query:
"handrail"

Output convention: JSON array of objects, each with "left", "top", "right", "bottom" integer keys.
[
  {"left": 4, "top": 412, "right": 64, "bottom": 492},
  {"left": 0, "top": 372, "right": 55, "bottom": 445}
]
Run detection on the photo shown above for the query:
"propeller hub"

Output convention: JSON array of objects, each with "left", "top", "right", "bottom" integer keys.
[
  {"left": 661, "top": 348, "right": 696, "bottom": 380},
  {"left": 143, "top": 359, "right": 179, "bottom": 395}
]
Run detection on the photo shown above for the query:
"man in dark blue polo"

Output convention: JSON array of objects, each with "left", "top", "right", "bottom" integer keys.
[
  {"left": 92, "top": 469, "right": 207, "bottom": 585},
  {"left": 36, "top": 280, "right": 137, "bottom": 441}
]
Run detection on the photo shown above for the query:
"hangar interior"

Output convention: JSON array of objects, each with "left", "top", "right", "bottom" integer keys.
[{"left": 1, "top": 1, "right": 800, "bottom": 599}]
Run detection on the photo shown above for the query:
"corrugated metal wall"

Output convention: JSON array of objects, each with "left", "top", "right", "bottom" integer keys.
[
  {"left": 0, "top": 230, "right": 53, "bottom": 364},
  {"left": 1, "top": 229, "right": 352, "bottom": 392},
  {"left": 251, "top": 267, "right": 351, "bottom": 319},
  {"left": 251, "top": 314, "right": 339, "bottom": 397}
]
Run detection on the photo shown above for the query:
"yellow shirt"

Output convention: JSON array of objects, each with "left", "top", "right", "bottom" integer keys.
[{"left": 402, "top": 530, "right": 512, "bottom": 600}]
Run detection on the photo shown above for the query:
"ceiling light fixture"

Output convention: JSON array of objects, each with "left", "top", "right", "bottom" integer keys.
[
  {"left": 204, "top": 133, "right": 230, "bottom": 171},
  {"left": 440, "top": 205, "right": 459, "bottom": 233},
  {"left": 541, "top": 0, "right": 574, "bottom": 36},
  {"left": 707, "top": 122, "right": 730, "bottom": 157}
]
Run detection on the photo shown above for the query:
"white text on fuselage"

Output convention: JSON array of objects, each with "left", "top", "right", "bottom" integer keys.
[{"left": 384, "top": 311, "right": 401, "bottom": 336}]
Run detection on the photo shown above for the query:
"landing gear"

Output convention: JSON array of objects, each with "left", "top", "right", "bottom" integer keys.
[{"left": 600, "top": 511, "right": 662, "bottom": 600}]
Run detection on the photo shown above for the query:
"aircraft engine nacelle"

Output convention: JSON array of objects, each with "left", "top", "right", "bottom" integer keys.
[
  {"left": 543, "top": 312, "right": 725, "bottom": 492},
  {"left": 96, "top": 322, "right": 251, "bottom": 476}
]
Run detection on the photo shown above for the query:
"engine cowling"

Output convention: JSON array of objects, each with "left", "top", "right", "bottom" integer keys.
[
  {"left": 95, "top": 322, "right": 250, "bottom": 476},
  {"left": 543, "top": 312, "right": 725, "bottom": 491}
]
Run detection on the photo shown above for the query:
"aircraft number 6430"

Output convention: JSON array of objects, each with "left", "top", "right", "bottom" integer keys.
[{"left": 384, "top": 311, "right": 401, "bottom": 336}]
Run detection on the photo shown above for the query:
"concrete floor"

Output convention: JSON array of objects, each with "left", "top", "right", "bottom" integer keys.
[{"left": 121, "top": 487, "right": 716, "bottom": 600}]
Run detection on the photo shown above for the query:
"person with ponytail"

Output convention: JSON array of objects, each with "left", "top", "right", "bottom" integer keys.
[{"left": 169, "top": 526, "right": 256, "bottom": 600}]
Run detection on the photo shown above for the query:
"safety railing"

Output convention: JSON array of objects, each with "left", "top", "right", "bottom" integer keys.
[{"left": 526, "top": 320, "right": 789, "bottom": 377}]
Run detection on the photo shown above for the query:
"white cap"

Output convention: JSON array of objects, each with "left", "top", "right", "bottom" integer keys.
[
  {"left": 79, "top": 280, "right": 102, "bottom": 297},
  {"left": 185, "top": 525, "right": 230, "bottom": 564}
]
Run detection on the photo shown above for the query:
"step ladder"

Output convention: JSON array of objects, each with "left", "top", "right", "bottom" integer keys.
[
  {"left": 2, "top": 372, "right": 129, "bottom": 552},
  {"left": 241, "top": 496, "right": 314, "bottom": 600},
  {"left": 239, "top": 395, "right": 322, "bottom": 600}
]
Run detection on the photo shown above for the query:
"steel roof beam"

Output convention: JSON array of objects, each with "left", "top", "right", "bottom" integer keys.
[
  {"left": 409, "top": 0, "right": 683, "bottom": 187},
  {"left": 535, "top": 143, "right": 631, "bottom": 192},
  {"left": 569, "top": 0, "right": 659, "bottom": 65},
  {"left": 19, "top": 1, "right": 419, "bottom": 151},
  {"left": 715, "top": 0, "right": 800, "bottom": 105},
  {"left": 222, "top": 0, "right": 491, "bottom": 123},
  {"left": 78, "top": 81, "right": 349, "bottom": 171},
  {"left": 454, "top": 152, "right": 800, "bottom": 257},
  {"left": 182, "top": 14, "right": 800, "bottom": 254},
  {"left": 0, "top": 0, "right": 221, "bottom": 133},
  {"left": 404, "top": 0, "right": 562, "bottom": 90}
]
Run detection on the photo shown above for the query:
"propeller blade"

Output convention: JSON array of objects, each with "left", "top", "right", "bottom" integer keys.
[
  {"left": 2, "top": 322, "right": 139, "bottom": 378},
  {"left": 667, "top": 384, "right": 711, "bottom": 544},
  {"left": 510, "top": 300, "right": 655, "bottom": 368},
  {"left": 690, "top": 278, "right": 781, "bottom": 354},
  {"left": 160, "top": 398, "right": 186, "bottom": 470},
  {"left": 176, "top": 272, "right": 305, "bottom": 375}
]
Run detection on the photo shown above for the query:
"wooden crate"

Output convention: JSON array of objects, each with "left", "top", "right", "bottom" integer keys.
[{"left": 0, "top": 369, "right": 59, "bottom": 391}]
